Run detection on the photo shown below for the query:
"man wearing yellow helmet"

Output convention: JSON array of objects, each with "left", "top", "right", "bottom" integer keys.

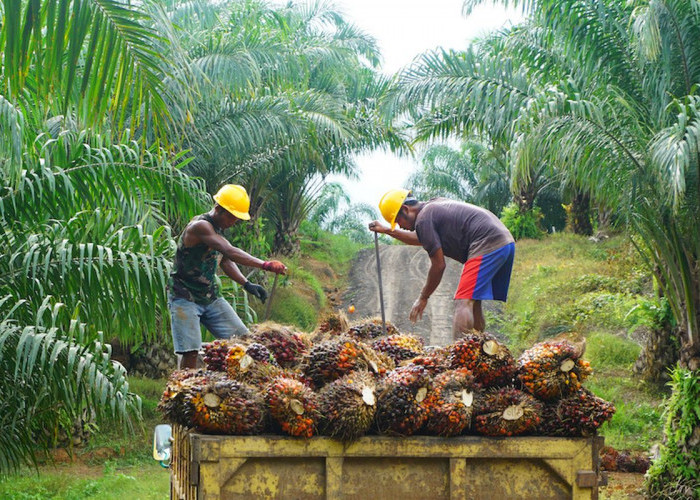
[
  {"left": 369, "top": 189, "right": 514, "bottom": 339},
  {"left": 169, "top": 184, "right": 288, "bottom": 368}
]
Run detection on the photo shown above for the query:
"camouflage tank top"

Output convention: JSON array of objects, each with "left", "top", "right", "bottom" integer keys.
[{"left": 169, "top": 214, "right": 223, "bottom": 305}]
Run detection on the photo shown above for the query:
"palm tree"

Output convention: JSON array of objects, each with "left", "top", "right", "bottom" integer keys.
[
  {"left": 147, "top": 0, "right": 406, "bottom": 254},
  {"left": 0, "top": 0, "right": 208, "bottom": 470},
  {"left": 457, "top": 0, "right": 699, "bottom": 493}
]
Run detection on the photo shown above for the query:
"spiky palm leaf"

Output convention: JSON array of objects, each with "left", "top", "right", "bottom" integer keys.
[{"left": 0, "top": 298, "right": 140, "bottom": 473}]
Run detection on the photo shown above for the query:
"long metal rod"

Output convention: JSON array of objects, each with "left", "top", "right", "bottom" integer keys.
[
  {"left": 263, "top": 273, "right": 280, "bottom": 322},
  {"left": 374, "top": 231, "right": 387, "bottom": 335}
]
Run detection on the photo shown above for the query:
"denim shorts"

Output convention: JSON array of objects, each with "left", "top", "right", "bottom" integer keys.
[{"left": 168, "top": 295, "right": 248, "bottom": 353}]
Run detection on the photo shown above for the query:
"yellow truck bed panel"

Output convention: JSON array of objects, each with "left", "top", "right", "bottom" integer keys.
[{"left": 171, "top": 425, "right": 604, "bottom": 500}]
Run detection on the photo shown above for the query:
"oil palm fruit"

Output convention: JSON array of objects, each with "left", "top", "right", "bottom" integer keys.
[
  {"left": 202, "top": 340, "right": 233, "bottom": 372},
  {"left": 319, "top": 370, "right": 377, "bottom": 441},
  {"left": 403, "top": 348, "right": 450, "bottom": 376},
  {"left": 189, "top": 378, "right": 265, "bottom": 434},
  {"left": 317, "top": 310, "right": 350, "bottom": 335},
  {"left": 375, "top": 365, "right": 431, "bottom": 436},
  {"left": 158, "top": 369, "right": 213, "bottom": 427},
  {"left": 448, "top": 333, "right": 516, "bottom": 387},
  {"left": 346, "top": 317, "right": 399, "bottom": 340},
  {"left": 251, "top": 323, "right": 308, "bottom": 368},
  {"left": 265, "top": 376, "right": 321, "bottom": 438},
  {"left": 423, "top": 368, "right": 480, "bottom": 437},
  {"left": 372, "top": 334, "right": 425, "bottom": 364},
  {"left": 474, "top": 387, "right": 543, "bottom": 437},
  {"left": 517, "top": 339, "right": 592, "bottom": 401},
  {"left": 538, "top": 389, "right": 615, "bottom": 437},
  {"left": 304, "top": 337, "right": 385, "bottom": 387}
]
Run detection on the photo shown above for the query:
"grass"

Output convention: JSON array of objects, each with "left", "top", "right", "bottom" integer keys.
[
  {"left": 0, "top": 377, "right": 171, "bottom": 500},
  {"left": 503, "top": 233, "right": 666, "bottom": 450},
  {"left": 252, "top": 229, "right": 367, "bottom": 331}
]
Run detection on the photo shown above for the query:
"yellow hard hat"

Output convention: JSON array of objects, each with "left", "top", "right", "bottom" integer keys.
[
  {"left": 213, "top": 184, "right": 251, "bottom": 220},
  {"left": 378, "top": 188, "right": 410, "bottom": 230}
]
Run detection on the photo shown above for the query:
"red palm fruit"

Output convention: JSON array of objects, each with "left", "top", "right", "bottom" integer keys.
[
  {"left": 265, "top": 376, "right": 320, "bottom": 438},
  {"left": 423, "top": 369, "right": 481, "bottom": 437},
  {"left": 304, "top": 337, "right": 391, "bottom": 387},
  {"left": 517, "top": 339, "right": 593, "bottom": 401},
  {"left": 448, "top": 333, "right": 516, "bottom": 387},
  {"left": 372, "top": 334, "right": 425, "bottom": 364},
  {"left": 158, "top": 369, "right": 214, "bottom": 427},
  {"left": 537, "top": 389, "right": 615, "bottom": 437},
  {"left": 375, "top": 365, "right": 431, "bottom": 437},
  {"left": 202, "top": 340, "right": 233, "bottom": 372},
  {"left": 319, "top": 370, "right": 377, "bottom": 441},
  {"left": 402, "top": 347, "right": 450, "bottom": 376},
  {"left": 188, "top": 378, "right": 265, "bottom": 434},
  {"left": 250, "top": 323, "right": 309, "bottom": 368},
  {"left": 473, "top": 386, "right": 543, "bottom": 437},
  {"left": 346, "top": 317, "right": 399, "bottom": 340}
]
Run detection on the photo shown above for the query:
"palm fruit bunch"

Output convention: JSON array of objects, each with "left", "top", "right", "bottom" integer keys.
[
  {"left": 375, "top": 365, "right": 431, "bottom": 436},
  {"left": 158, "top": 369, "right": 214, "bottom": 427},
  {"left": 251, "top": 323, "right": 309, "bottom": 368},
  {"left": 304, "top": 337, "right": 376, "bottom": 387},
  {"left": 537, "top": 389, "right": 615, "bottom": 437},
  {"left": 188, "top": 378, "right": 265, "bottom": 434},
  {"left": 316, "top": 310, "right": 349, "bottom": 336},
  {"left": 265, "top": 376, "right": 321, "bottom": 438},
  {"left": 403, "top": 347, "right": 450, "bottom": 376},
  {"left": 423, "top": 368, "right": 480, "bottom": 437},
  {"left": 318, "top": 370, "right": 377, "bottom": 441},
  {"left": 473, "top": 386, "right": 543, "bottom": 437},
  {"left": 517, "top": 339, "right": 592, "bottom": 401},
  {"left": 448, "top": 333, "right": 516, "bottom": 387},
  {"left": 238, "top": 362, "right": 314, "bottom": 390},
  {"left": 346, "top": 317, "right": 399, "bottom": 340},
  {"left": 372, "top": 334, "right": 425, "bottom": 364},
  {"left": 202, "top": 340, "right": 233, "bottom": 372}
]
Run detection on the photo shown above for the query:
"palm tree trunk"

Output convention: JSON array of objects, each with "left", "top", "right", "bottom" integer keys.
[{"left": 570, "top": 191, "right": 593, "bottom": 236}]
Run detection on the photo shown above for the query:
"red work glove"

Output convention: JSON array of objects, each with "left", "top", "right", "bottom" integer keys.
[{"left": 262, "top": 260, "right": 287, "bottom": 274}]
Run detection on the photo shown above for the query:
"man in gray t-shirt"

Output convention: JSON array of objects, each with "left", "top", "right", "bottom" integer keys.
[{"left": 369, "top": 189, "right": 515, "bottom": 339}]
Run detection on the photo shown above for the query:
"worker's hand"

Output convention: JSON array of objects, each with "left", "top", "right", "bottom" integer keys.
[
  {"left": 262, "top": 260, "right": 287, "bottom": 274},
  {"left": 368, "top": 220, "right": 389, "bottom": 234},
  {"left": 409, "top": 295, "right": 428, "bottom": 323},
  {"left": 243, "top": 281, "right": 268, "bottom": 303}
]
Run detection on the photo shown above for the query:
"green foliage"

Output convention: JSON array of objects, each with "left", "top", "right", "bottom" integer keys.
[
  {"left": 645, "top": 367, "right": 700, "bottom": 498},
  {"left": 266, "top": 288, "right": 318, "bottom": 331},
  {"left": 0, "top": 299, "right": 141, "bottom": 474},
  {"left": 585, "top": 332, "right": 641, "bottom": 370},
  {"left": 500, "top": 203, "right": 545, "bottom": 240}
]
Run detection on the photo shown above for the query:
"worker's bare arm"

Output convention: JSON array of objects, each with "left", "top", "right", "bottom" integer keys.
[
  {"left": 409, "top": 248, "right": 446, "bottom": 322},
  {"left": 368, "top": 221, "right": 421, "bottom": 245},
  {"left": 220, "top": 257, "right": 246, "bottom": 285},
  {"left": 185, "top": 221, "right": 265, "bottom": 268},
  {"left": 421, "top": 248, "right": 446, "bottom": 299}
]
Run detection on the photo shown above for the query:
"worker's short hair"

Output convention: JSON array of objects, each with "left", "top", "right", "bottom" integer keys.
[{"left": 403, "top": 191, "right": 418, "bottom": 206}]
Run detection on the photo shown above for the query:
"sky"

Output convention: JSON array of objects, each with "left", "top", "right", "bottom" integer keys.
[{"left": 325, "top": 0, "right": 523, "bottom": 210}]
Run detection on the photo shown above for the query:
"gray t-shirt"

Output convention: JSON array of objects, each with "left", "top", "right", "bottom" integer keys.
[{"left": 414, "top": 199, "right": 514, "bottom": 263}]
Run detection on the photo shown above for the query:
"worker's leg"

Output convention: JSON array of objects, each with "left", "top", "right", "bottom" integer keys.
[
  {"left": 474, "top": 300, "right": 485, "bottom": 331},
  {"left": 201, "top": 297, "right": 248, "bottom": 340},
  {"left": 169, "top": 295, "right": 204, "bottom": 369},
  {"left": 453, "top": 299, "right": 481, "bottom": 338}
]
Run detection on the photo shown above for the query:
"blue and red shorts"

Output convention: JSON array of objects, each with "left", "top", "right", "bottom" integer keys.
[{"left": 454, "top": 242, "right": 515, "bottom": 301}]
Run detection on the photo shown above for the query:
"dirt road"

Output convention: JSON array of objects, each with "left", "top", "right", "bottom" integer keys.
[{"left": 342, "top": 245, "right": 466, "bottom": 346}]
